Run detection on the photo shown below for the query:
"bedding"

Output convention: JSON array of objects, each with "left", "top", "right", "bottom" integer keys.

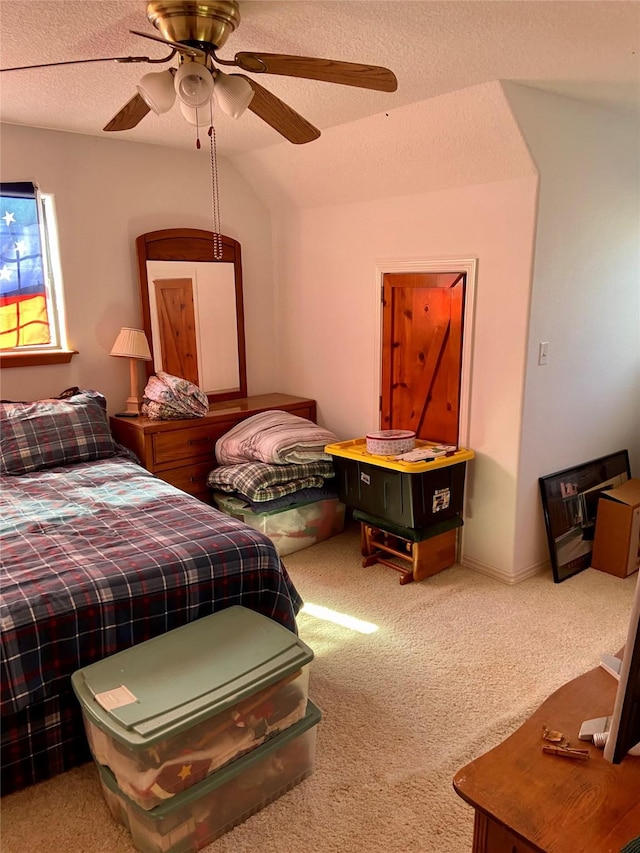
[
  {"left": 207, "top": 459, "right": 336, "bottom": 503},
  {"left": 236, "top": 482, "right": 339, "bottom": 514},
  {"left": 141, "top": 371, "right": 209, "bottom": 420},
  {"left": 215, "top": 409, "right": 338, "bottom": 465},
  {"left": 0, "top": 395, "right": 303, "bottom": 795},
  {"left": 0, "top": 390, "right": 119, "bottom": 474}
]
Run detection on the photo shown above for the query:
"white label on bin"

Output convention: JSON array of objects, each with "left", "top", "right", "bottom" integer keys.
[
  {"left": 361, "top": 472, "right": 371, "bottom": 486},
  {"left": 433, "top": 488, "right": 450, "bottom": 513},
  {"left": 94, "top": 684, "right": 138, "bottom": 711}
]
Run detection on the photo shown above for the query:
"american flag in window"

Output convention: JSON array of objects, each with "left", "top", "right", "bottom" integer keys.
[{"left": 0, "top": 182, "right": 51, "bottom": 348}]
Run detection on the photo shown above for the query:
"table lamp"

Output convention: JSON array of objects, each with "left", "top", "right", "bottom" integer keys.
[{"left": 110, "top": 327, "right": 152, "bottom": 417}]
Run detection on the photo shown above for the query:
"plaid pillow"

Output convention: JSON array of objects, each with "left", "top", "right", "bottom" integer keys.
[{"left": 0, "top": 392, "right": 118, "bottom": 475}]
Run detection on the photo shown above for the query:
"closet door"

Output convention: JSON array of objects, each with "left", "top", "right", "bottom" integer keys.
[{"left": 380, "top": 272, "right": 465, "bottom": 446}]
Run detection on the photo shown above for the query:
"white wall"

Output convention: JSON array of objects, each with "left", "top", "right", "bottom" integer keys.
[
  {"left": 0, "top": 124, "right": 276, "bottom": 412},
  {"left": 272, "top": 180, "right": 538, "bottom": 579},
  {"left": 504, "top": 84, "right": 640, "bottom": 573}
]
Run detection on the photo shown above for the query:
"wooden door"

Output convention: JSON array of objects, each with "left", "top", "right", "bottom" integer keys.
[
  {"left": 153, "top": 277, "right": 199, "bottom": 386},
  {"left": 381, "top": 272, "right": 465, "bottom": 445}
]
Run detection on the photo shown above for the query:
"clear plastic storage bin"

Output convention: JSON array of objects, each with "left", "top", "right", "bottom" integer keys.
[
  {"left": 213, "top": 494, "right": 346, "bottom": 556},
  {"left": 72, "top": 607, "right": 313, "bottom": 810},
  {"left": 98, "top": 701, "right": 321, "bottom": 853}
]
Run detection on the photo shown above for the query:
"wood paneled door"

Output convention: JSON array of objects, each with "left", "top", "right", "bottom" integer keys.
[
  {"left": 381, "top": 271, "right": 466, "bottom": 446},
  {"left": 153, "top": 277, "right": 199, "bottom": 386}
]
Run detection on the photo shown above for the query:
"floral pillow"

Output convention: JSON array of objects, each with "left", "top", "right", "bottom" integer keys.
[{"left": 0, "top": 390, "right": 119, "bottom": 475}]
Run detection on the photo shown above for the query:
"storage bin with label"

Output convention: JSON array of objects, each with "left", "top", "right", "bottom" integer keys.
[
  {"left": 71, "top": 606, "right": 313, "bottom": 810},
  {"left": 213, "top": 494, "right": 346, "bottom": 556},
  {"left": 325, "top": 438, "right": 474, "bottom": 530},
  {"left": 97, "top": 701, "right": 321, "bottom": 853}
]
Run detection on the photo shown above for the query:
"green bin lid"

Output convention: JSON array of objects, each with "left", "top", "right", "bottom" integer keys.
[{"left": 71, "top": 606, "right": 313, "bottom": 749}]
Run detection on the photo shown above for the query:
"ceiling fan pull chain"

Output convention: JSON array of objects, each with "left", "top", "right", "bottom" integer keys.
[
  {"left": 194, "top": 106, "right": 201, "bottom": 149},
  {"left": 208, "top": 120, "right": 223, "bottom": 260}
]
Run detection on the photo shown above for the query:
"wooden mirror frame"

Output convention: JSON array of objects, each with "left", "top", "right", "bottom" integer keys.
[{"left": 136, "top": 228, "right": 248, "bottom": 404}]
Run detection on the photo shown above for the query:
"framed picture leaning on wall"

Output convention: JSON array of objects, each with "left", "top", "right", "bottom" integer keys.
[{"left": 539, "top": 450, "right": 631, "bottom": 583}]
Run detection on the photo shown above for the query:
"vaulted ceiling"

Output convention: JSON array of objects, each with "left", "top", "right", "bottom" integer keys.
[{"left": 1, "top": 1, "right": 638, "bottom": 156}]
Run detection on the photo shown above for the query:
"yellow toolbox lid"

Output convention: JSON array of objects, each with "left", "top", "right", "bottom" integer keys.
[{"left": 325, "top": 438, "right": 474, "bottom": 472}]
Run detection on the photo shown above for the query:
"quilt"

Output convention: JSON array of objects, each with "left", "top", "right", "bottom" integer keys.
[{"left": 215, "top": 409, "right": 338, "bottom": 465}]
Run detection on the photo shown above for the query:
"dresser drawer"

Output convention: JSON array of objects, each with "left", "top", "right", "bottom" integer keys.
[
  {"left": 153, "top": 424, "right": 223, "bottom": 466},
  {"left": 156, "top": 461, "right": 215, "bottom": 502}
]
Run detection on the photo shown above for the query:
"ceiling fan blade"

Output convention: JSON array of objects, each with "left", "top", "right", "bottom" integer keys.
[
  {"left": 1, "top": 52, "right": 175, "bottom": 72},
  {"left": 130, "top": 30, "right": 207, "bottom": 59},
  {"left": 232, "top": 53, "right": 397, "bottom": 92},
  {"left": 103, "top": 93, "right": 151, "bottom": 132},
  {"left": 238, "top": 76, "right": 320, "bottom": 145}
]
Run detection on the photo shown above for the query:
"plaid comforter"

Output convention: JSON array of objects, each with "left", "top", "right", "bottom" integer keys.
[{"left": 0, "top": 457, "right": 303, "bottom": 720}]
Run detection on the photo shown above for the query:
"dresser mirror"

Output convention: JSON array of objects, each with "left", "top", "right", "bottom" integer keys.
[{"left": 136, "top": 228, "right": 247, "bottom": 404}]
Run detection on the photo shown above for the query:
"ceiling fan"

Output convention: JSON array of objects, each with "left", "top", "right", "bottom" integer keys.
[{"left": 1, "top": 0, "right": 398, "bottom": 145}]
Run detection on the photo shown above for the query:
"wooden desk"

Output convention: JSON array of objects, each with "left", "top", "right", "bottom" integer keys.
[{"left": 453, "top": 663, "right": 640, "bottom": 853}]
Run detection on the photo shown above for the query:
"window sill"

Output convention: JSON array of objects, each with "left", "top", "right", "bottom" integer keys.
[{"left": 0, "top": 349, "right": 79, "bottom": 368}]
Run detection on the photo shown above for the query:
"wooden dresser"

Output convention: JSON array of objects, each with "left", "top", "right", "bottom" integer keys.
[
  {"left": 110, "top": 393, "right": 317, "bottom": 504},
  {"left": 453, "top": 660, "right": 640, "bottom": 853}
]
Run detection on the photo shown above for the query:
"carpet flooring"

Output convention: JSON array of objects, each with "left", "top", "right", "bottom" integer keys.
[{"left": 1, "top": 523, "right": 636, "bottom": 853}]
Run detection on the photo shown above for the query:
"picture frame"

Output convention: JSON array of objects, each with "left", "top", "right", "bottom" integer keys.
[{"left": 539, "top": 450, "right": 631, "bottom": 583}]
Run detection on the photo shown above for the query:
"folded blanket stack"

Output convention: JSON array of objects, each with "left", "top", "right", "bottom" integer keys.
[{"left": 207, "top": 410, "right": 340, "bottom": 512}]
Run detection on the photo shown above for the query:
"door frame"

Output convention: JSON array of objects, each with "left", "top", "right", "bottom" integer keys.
[{"left": 374, "top": 257, "right": 478, "bottom": 448}]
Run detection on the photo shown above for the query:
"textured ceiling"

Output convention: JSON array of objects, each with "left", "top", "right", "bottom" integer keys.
[{"left": 1, "top": 1, "right": 639, "bottom": 156}]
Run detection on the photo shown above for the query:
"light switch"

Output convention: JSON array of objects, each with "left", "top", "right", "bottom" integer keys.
[{"left": 538, "top": 342, "right": 549, "bottom": 366}]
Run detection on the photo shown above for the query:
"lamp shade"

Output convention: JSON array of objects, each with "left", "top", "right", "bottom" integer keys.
[
  {"left": 213, "top": 72, "right": 254, "bottom": 119},
  {"left": 136, "top": 70, "right": 176, "bottom": 115},
  {"left": 175, "top": 61, "right": 214, "bottom": 108},
  {"left": 110, "top": 327, "right": 152, "bottom": 360},
  {"left": 179, "top": 100, "right": 211, "bottom": 127}
]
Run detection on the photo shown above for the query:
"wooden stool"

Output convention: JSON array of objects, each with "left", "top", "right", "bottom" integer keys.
[{"left": 354, "top": 508, "right": 461, "bottom": 584}]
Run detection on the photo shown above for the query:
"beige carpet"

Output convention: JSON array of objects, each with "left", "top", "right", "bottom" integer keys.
[{"left": 2, "top": 523, "right": 636, "bottom": 853}]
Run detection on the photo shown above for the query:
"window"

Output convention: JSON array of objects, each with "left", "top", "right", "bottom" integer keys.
[{"left": 0, "top": 181, "right": 75, "bottom": 367}]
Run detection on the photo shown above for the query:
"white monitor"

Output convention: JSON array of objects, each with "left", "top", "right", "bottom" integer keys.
[
  {"left": 603, "top": 570, "right": 640, "bottom": 763},
  {"left": 582, "top": 571, "right": 640, "bottom": 762}
]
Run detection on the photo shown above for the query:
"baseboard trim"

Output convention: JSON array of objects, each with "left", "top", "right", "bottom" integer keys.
[{"left": 460, "top": 555, "right": 549, "bottom": 585}]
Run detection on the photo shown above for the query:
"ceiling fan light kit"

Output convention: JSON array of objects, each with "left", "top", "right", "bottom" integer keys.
[
  {"left": 174, "top": 60, "right": 214, "bottom": 107},
  {"left": 136, "top": 69, "right": 176, "bottom": 114},
  {"left": 213, "top": 71, "right": 254, "bottom": 119},
  {"left": 179, "top": 99, "right": 211, "bottom": 127}
]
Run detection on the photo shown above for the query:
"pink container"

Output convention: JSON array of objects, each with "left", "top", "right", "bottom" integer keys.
[{"left": 365, "top": 429, "right": 416, "bottom": 455}]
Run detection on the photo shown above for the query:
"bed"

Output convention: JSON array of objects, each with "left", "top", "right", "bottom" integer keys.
[{"left": 0, "top": 391, "right": 303, "bottom": 795}]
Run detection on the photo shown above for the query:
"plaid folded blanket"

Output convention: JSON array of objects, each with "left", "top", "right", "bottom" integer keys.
[
  {"left": 207, "top": 460, "right": 335, "bottom": 503},
  {"left": 237, "top": 482, "right": 338, "bottom": 513}
]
